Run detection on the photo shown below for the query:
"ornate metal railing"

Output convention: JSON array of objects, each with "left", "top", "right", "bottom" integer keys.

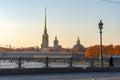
[{"left": 0, "top": 57, "right": 119, "bottom": 69}]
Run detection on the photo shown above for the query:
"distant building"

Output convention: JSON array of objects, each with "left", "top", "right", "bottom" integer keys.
[
  {"left": 40, "top": 8, "right": 85, "bottom": 53},
  {"left": 54, "top": 36, "right": 58, "bottom": 49},
  {"left": 41, "top": 8, "right": 49, "bottom": 49},
  {"left": 0, "top": 52, "right": 84, "bottom": 58},
  {"left": 71, "top": 37, "right": 85, "bottom": 52}
]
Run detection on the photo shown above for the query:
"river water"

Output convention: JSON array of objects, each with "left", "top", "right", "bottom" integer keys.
[{"left": 0, "top": 72, "right": 120, "bottom": 80}]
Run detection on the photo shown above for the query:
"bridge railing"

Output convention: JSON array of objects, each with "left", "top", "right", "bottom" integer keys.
[{"left": 0, "top": 57, "right": 119, "bottom": 69}]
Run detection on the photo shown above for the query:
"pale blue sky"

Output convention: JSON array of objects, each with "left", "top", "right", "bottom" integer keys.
[{"left": 0, "top": 0, "right": 120, "bottom": 48}]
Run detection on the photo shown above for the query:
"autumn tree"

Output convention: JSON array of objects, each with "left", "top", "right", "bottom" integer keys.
[
  {"left": 85, "top": 45, "right": 117, "bottom": 58},
  {"left": 85, "top": 45, "right": 100, "bottom": 58},
  {"left": 114, "top": 45, "right": 120, "bottom": 55}
]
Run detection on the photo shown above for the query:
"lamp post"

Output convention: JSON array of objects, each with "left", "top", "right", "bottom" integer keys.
[{"left": 98, "top": 20, "right": 103, "bottom": 67}]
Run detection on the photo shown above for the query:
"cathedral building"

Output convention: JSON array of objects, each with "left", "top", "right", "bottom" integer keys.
[
  {"left": 71, "top": 37, "right": 85, "bottom": 52},
  {"left": 40, "top": 8, "right": 85, "bottom": 53},
  {"left": 41, "top": 8, "right": 49, "bottom": 49}
]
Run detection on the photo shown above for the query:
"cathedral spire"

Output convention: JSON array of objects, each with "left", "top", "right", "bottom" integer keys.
[
  {"left": 77, "top": 36, "right": 80, "bottom": 44},
  {"left": 41, "top": 7, "right": 49, "bottom": 49},
  {"left": 44, "top": 7, "right": 47, "bottom": 33}
]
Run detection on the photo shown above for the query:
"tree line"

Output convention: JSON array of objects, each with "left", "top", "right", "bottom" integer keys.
[{"left": 85, "top": 45, "right": 120, "bottom": 58}]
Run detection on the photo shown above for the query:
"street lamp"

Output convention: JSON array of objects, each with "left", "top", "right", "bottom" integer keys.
[{"left": 98, "top": 20, "right": 103, "bottom": 67}]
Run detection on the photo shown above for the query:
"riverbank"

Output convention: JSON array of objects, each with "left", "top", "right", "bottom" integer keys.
[{"left": 1, "top": 67, "right": 120, "bottom": 75}]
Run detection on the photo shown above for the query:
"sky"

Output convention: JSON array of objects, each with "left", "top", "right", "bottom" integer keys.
[{"left": 0, "top": 0, "right": 120, "bottom": 48}]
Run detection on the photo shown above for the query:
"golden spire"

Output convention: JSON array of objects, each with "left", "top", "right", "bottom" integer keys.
[{"left": 44, "top": 7, "right": 47, "bottom": 33}]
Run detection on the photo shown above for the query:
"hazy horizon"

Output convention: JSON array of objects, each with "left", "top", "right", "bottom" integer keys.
[{"left": 0, "top": 0, "right": 120, "bottom": 48}]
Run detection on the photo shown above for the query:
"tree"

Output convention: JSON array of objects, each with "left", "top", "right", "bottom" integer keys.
[
  {"left": 85, "top": 45, "right": 99, "bottom": 58},
  {"left": 85, "top": 45, "right": 116, "bottom": 58},
  {"left": 114, "top": 45, "right": 120, "bottom": 55}
]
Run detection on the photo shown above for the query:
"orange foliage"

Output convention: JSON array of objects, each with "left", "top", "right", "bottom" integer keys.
[
  {"left": 114, "top": 45, "right": 120, "bottom": 55},
  {"left": 85, "top": 45, "right": 119, "bottom": 58},
  {"left": 85, "top": 45, "right": 100, "bottom": 58}
]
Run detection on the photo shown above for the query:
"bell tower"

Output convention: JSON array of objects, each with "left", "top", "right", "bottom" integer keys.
[
  {"left": 41, "top": 7, "right": 49, "bottom": 48},
  {"left": 54, "top": 36, "right": 59, "bottom": 50}
]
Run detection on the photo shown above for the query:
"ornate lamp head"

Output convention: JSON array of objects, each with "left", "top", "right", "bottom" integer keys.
[{"left": 99, "top": 20, "right": 103, "bottom": 30}]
